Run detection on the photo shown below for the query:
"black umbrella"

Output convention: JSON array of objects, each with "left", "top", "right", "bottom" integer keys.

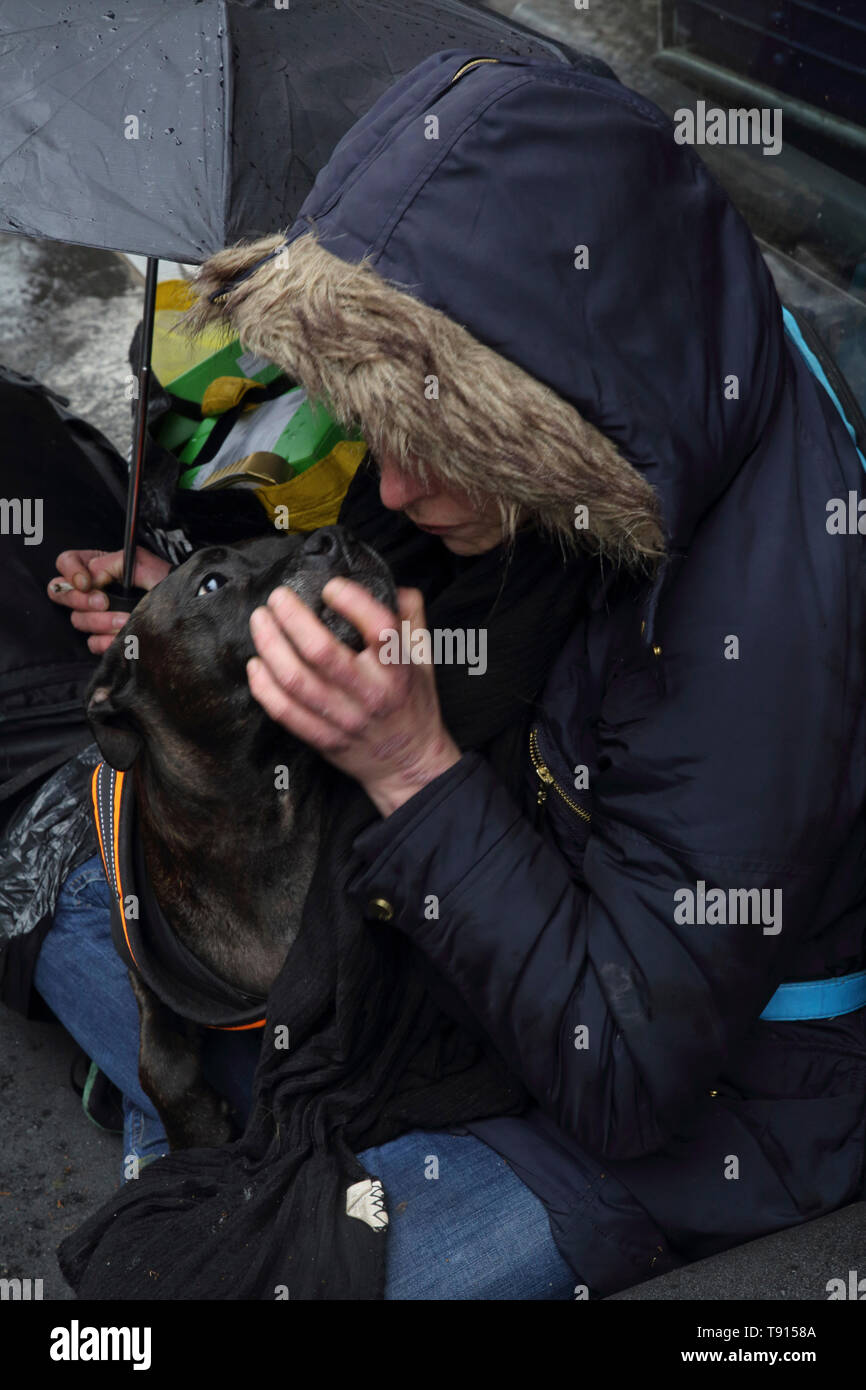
[{"left": 0, "top": 0, "right": 577, "bottom": 600}]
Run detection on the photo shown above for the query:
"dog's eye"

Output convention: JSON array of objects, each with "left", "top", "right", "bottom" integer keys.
[{"left": 196, "top": 573, "right": 227, "bottom": 596}]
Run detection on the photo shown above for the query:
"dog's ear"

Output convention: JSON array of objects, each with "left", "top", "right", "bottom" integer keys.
[{"left": 85, "top": 639, "right": 142, "bottom": 771}]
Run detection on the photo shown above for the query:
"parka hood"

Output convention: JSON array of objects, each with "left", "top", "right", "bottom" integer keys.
[{"left": 189, "top": 50, "right": 786, "bottom": 567}]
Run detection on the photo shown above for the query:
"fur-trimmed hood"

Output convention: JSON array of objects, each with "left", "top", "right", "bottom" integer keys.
[
  {"left": 187, "top": 50, "right": 786, "bottom": 571},
  {"left": 188, "top": 229, "right": 664, "bottom": 567}
]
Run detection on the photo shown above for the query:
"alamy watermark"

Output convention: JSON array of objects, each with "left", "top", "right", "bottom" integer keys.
[
  {"left": 827, "top": 1269, "right": 866, "bottom": 1298},
  {"left": 674, "top": 101, "right": 782, "bottom": 157},
  {"left": 674, "top": 880, "right": 782, "bottom": 935},
  {"left": 0, "top": 497, "right": 42, "bottom": 545},
  {"left": 49, "top": 1321, "right": 151, "bottom": 1370},
  {"left": 0, "top": 1276, "right": 43, "bottom": 1299},
  {"left": 378, "top": 621, "right": 487, "bottom": 676},
  {"left": 826, "top": 492, "right": 866, "bottom": 534}
]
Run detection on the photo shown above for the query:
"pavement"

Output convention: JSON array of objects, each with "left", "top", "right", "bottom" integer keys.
[
  {"left": 0, "top": 0, "right": 864, "bottom": 1302},
  {"left": 0, "top": 232, "right": 145, "bottom": 455},
  {"left": 0, "top": 1011, "right": 120, "bottom": 1301},
  {"left": 610, "top": 1202, "right": 866, "bottom": 1300}
]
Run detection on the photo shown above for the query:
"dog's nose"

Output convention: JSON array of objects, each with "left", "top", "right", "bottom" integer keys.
[{"left": 301, "top": 527, "right": 348, "bottom": 567}]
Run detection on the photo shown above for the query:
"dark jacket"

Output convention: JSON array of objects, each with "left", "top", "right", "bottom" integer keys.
[{"left": 189, "top": 50, "right": 866, "bottom": 1295}]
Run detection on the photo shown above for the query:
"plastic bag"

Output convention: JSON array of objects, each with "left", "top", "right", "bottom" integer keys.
[{"left": 0, "top": 743, "right": 102, "bottom": 945}]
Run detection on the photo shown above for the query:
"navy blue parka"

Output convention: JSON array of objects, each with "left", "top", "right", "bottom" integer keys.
[
  {"left": 279, "top": 51, "right": 866, "bottom": 1295},
  {"left": 200, "top": 49, "right": 866, "bottom": 1295}
]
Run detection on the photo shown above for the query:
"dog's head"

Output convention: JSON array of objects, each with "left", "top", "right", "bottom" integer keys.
[{"left": 85, "top": 527, "right": 396, "bottom": 774}]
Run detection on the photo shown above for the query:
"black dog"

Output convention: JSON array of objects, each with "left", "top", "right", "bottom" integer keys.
[{"left": 85, "top": 526, "right": 395, "bottom": 1151}]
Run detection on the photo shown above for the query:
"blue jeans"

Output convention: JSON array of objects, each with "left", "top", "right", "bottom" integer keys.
[
  {"left": 34, "top": 854, "right": 577, "bottom": 1299},
  {"left": 355, "top": 1129, "right": 577, "bottom": 1298},
  {"left": 34, "top": 856, "right": 170, "bottom": 1167}
]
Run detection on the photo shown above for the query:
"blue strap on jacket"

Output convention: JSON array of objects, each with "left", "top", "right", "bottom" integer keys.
[
  {"left": 758, "top": 310, "right": 866, "bottom": 1021},
  {"left": 782, "top": 306, "right": 866, "bottom": 472},
  {"left": 761, "top": 970, "right": 866, "bottom": 1021}
]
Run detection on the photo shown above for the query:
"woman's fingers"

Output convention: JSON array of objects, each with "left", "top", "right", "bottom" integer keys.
[
  {"left": 127, "top": 547, "right": 173, "bottom": 591},
  {"left": 249, "top": 604, "right": 370, "bottom": 733},
  {"left": 265, "top": 584, "right": 399, "bottom": 708},
  {"left": 49, "top": 545, "right": 170, "bottom": 665},
  {"left": 50, "top": 549, "right": 126, "bottom": 656},
  {"left": 72, "top": 606, "right": 129, "bottom": 655},
  {"left": 48, "top": 548, "right": 121, "bottom": 606},
  {"left": 249, "top": 578, "right": 420, "bottom": 735},
  {"left": 321, "top": 577, "right": 425, "bottom": 656},
  {"left": 48, "top": 546, "right": 170, "bottom": 607},
  {"left": 50, "top": 549, "right": 112, "bottom": 596},
  {"left": 396, "top": 585, "right": 426, "bottom": 624},
  {"left": 248, "top": 578, "right": 458, "bottom": 810},
  {"left": 48, "top": 584, "right": 111, "bottom": 612},
  {"left": 246, "top": 656, "right": 351, "bottom": 753},
  {"left": 85, "top": 633, "right": 120, "bottom": 656},
  {"left": 266, "top": 584, "right": 361, "bottom": 683},
  {"left": 70, "top": 609, "right": 129, "bottom": 635},
  {"left": 85, "top": 550, "right": 125, "bottom": 588},
  {"left": 85, "top": 546, "right": 171, "bottom": 591}
]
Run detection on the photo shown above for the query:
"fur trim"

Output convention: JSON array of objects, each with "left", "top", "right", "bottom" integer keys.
[{"left": 185, "top": 232, "right": 666, "bottom": 568}]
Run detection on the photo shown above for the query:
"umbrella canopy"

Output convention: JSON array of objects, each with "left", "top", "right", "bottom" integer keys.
[
  {"left": 0, "top": 0, "right": 576, "bottom": 264},
  {"left": 0, "top": 0, "right": 584, "bottom": 598}
]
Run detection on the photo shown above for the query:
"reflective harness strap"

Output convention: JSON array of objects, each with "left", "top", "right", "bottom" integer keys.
[
  {"left": 90, "top": 761, "right": 266, "bottom": 1032},
  {"left": 91, "top": 760, "right": 138, "bottom": 972}
]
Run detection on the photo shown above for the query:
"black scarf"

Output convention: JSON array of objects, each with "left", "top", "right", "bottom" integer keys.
[{"left": 58, "top": 463, "right": 588, "bottom": 1300}]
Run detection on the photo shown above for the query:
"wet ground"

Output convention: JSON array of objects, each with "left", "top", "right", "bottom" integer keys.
[
  {"left": 0, "top": 1015, "right": 119, "bottom": 1301},
  {"left": 1, "top": 0, "right": 864, "bottom": 1302},
  {"left": 0, "top": 234, "right": 144, "bottom": 455}
]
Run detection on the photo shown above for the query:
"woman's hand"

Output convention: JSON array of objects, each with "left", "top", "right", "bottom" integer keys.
[
  {"left": 47, "top": 546, "right": 172, "bottom": 655},
  {"left": 247, "top": 578, "right": 462, "bottom": 817}
]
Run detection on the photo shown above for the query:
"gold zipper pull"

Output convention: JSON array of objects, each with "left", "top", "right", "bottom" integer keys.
[
  {"left": 534, "top": 765, "right": 553, "bottom": 803},
  {"left": 530, "top": 727, "right": 552, "bottom": 817},
  {"left": 450, "top": 57, "right": 500, "bottom": 85},
  {"left": 529, "top": 725, "right": 592, "bottom": 826},
  {"left": 534, "top": 766, "right": 549, "bottom": 826}
]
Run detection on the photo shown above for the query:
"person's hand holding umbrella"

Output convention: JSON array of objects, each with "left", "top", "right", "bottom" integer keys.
[
  {"left": 0, "top": 1, "right": 573, "bottom": 609},
  {"left": 46, "top": 546, "right": 172, "bottom": 655}
]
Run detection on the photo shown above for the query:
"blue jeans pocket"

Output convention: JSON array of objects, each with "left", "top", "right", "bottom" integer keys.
[{"left": 60, "top": 855, "right": 112, "bottom": 908}]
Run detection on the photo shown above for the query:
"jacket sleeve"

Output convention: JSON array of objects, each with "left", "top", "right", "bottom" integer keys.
[{"left": 346, "top": 749, "right": 820, "bottom": 1160}]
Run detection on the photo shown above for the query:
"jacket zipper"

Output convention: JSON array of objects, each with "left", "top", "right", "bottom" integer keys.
[{"left": 529, "top": 726, "right": 591, "bottom": 825}]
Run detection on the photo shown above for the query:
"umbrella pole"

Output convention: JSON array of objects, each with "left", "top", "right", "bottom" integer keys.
[{"left": 120, "top": 255, "right": 159, "bottom": 596}]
